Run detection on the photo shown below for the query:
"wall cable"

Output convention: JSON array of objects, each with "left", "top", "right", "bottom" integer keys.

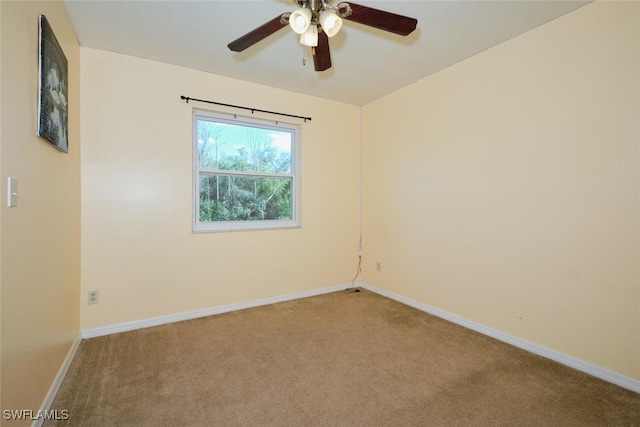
[{"left": 345, "top": 106, "right": 364, "bottom": 294}]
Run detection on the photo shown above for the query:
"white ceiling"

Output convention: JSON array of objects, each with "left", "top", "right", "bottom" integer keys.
[{"left": 63, "top": 0, "right": 590, "bottom": 106}]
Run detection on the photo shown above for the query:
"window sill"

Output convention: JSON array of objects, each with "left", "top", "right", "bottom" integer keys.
[{"left": 192, "top": 222, "right": 301, "bottom": 233}]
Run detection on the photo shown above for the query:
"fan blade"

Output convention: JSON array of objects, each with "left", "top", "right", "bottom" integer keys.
[
  {"left": 228, "top": 14, "right": 289, "bottom": 52},
  {"left": 312, "top": 28, "right": 331, "bottom": 71},
  {"left": 341, "top": 2, "right": 417, "bottom": 36}
]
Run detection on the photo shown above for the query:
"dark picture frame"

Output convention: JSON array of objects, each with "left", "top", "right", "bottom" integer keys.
[{"left": 38, "top": 15, "right": 68, "bottom": 153}]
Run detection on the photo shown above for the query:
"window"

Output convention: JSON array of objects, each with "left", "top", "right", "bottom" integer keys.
[{"left": 193, "top": 110, "right": 301, "bottom": 232}]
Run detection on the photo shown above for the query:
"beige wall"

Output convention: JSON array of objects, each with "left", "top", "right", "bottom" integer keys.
[
  {"left": 362, "top": 0, "right": 639, "bottom": 380},
  {"left": 0, "top": 0, "right": 4, "bottom": 410},
  {"left": 0, "top": 0, "right": 4, "bottom": 409},
  {"left": 0, "top": 0, "right": 81, "bottom": 418},
  {"left": 80, "top": 49, "right": 360, "bottom": 329}
]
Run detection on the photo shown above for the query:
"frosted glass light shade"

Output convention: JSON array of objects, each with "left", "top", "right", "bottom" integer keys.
[
  {"left": 300, "top": 25, "right": 318, "bottom": 47},
  {"left": 289, "top": 8, "right": 312, "bottom": 34},
  {"left": 319, "top": 10, "right": 342, "bottom": 37}
]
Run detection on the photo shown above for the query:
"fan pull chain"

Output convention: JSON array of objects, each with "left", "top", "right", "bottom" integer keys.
[{"left": 302, "top": 44, "right": 307, "bottom": 66}]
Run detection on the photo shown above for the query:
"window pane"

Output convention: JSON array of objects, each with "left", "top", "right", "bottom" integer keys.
[
  {"left": 197, "top": 119, "right": 292, "bottom": 174},
  {"left": 199, "top": 174, "right": 292, "bottom": 222}
]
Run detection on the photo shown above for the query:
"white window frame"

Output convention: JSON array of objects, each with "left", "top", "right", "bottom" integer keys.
[{"left": 192, "top": 109, "right": 301, "bottom": 233}]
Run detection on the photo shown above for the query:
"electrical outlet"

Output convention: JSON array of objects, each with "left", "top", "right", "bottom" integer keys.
[
  {"left": 88, "top": 290, "right": 99, "bottom": 305},
  {"left": 376, "top": 262, "right": 382, "bottom": 272}
]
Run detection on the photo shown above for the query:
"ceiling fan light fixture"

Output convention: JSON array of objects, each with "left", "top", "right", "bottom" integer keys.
[
  {"left": 289, "top": 8, "right": 312, "bottom": 34},
  {"left": 227, "top": 1, "right": 418, "bottom": 72},
  {"left": 300, "top": 24, "right": 318, "bottom": 47},
  {"left": 319, "top": 10, "right": 342, "bottom": 37}
]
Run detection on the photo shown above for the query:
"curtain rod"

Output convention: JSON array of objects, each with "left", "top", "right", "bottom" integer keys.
[{"left": 180, "top": 96, "right": 312, "bottom": 122}]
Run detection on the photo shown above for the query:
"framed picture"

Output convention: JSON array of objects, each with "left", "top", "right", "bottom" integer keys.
[{"left": 38, "top": 15, "right": 68, "bottom": 153}]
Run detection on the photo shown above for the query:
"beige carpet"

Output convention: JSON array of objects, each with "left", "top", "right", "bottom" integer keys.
[{"left": 46, "top": 289, "right": 640, "bottom": 426}]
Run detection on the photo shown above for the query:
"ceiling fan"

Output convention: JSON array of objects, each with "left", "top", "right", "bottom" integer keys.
[{"left": 227, "top": 0, "right": 418, "bottom": 72}]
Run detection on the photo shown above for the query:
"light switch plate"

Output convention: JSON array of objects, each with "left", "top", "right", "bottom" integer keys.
[{"left": 7, "top": 177, "right": 18, "bottom": 207}]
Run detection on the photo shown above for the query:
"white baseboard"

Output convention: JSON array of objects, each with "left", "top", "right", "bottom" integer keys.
[
  {"left": 32, "top": 333, "right": 82, "bottom": 427},
  {"left": 81, "top": 283, "right": 351, "bottom": 339},
  {"left": 359, "top": 282, "right": 640, "bottom": 394},
  {"left": 79, "top": 281, "right": 640, "bottom": 394}
]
